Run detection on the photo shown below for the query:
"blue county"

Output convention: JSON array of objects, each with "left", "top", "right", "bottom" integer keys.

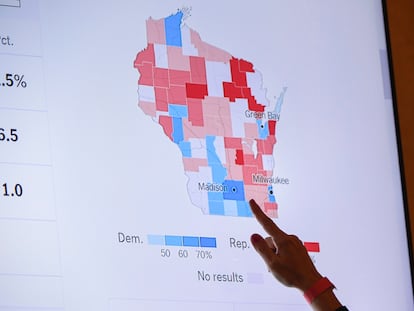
[
  {"left": 178, "top": 141, "right": 191, "bottom": 157},
  {"left": 168, "top": 104, "right": 188, "bottom": 118},
  {"left": 237, "top": 200, "right": 252, "bottom": 217},
  {"left": 172, "top": 117, "right": 184, "bottom": 143},
  {"left": 208, "top": 191, "right": 223, "bottom": 201},
  {"left": 164, "top": 11, "right": 183, "bottom": 47},
  {"left": 268, "top": 185, "right": 276, "bottom": 202},
  {"left": 208, "top": 200, "right": 225, "bottom": 215},
  {"left": 206, "top": 136, "right": 221, "bottom": 165},
  {"left": 223, "top": 200, "right": 238, "bottom": 216},
  {"left": 257, "top": 119, "right": 269, "bottom": 139},
  {"left": 223, "top": 180, "right": 245, "bottom": 201},
  {"left": 274, "top": 87, "right": 287, "bottom": 115},
  {"left": 206, "top": 136, "right": 227, "bottom": 183}
]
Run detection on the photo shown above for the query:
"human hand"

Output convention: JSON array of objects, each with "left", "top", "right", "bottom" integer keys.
[{"left": 249, "top": 199, "right": 322, "bottom": 292}]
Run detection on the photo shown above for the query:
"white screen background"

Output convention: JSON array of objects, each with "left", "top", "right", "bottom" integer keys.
[{"left": 0, "top": 1, "right": 412, "bottom": 310}]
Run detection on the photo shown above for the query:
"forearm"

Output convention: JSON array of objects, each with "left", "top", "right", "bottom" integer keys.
[{"left": 249, "top": 200, "right": 348, "bottom": 311}]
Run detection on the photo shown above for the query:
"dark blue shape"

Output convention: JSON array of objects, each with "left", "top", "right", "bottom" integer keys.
[
  {"left": 223, "top": 180, "right": 246, "bottom": 201},
  {"left": 200, "top": 237, "right": 217, "bottom": 248},
  {"left": 165, "top": 11, "right": 183, "bottom": 47}
]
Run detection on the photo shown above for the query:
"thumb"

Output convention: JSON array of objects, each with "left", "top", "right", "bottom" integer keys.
[{"left": 250, "top": 233, "right": 279, "bottom": 267}]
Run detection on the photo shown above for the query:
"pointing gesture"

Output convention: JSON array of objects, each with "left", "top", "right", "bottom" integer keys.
[
  {"left": 249, "top": 199, "right": 346, "bottom": 311},
  {"left": 249, "top": 199, "right": 321, "bottom": 291}
]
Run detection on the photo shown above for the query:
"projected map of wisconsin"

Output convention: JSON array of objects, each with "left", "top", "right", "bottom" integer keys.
[{"left": 134, "top": 10, "right": 286, "bottom": 217}]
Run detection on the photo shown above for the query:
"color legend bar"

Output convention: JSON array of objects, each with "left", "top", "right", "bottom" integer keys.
[
  {"left": 304, "top": 242, "right": 320, "bottom": 253},
  {"left": 147, "top": 235, "right": 217, "bottom": 248},
  {"left": 0, "top": 0, "right": 20, "bottom": 7}
]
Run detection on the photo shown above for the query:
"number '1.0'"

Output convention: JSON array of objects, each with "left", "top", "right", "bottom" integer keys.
[{"left": 2, "top": 183, "right": 23, "bottom": 197}]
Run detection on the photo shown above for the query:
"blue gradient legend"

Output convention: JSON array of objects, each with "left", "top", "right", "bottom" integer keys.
[{"left": 147, "top": 234, "right": 217, "bottom": 248}]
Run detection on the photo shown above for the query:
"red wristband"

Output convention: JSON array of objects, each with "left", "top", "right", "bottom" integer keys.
[{"left": 303, "top": 277, "right": 335, "bottom": 304}]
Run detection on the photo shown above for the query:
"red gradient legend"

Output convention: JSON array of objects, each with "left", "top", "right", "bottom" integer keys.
[{"left": 304, "top": 242, "right": 320, "bottom": 253}]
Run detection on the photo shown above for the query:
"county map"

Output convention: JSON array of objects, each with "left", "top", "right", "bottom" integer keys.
[{"left": 134, "top": 10, "right": 286, "bottom": 217}]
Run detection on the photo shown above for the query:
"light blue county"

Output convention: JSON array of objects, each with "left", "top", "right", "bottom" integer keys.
[{"left": 169, "top": 104, "right": 188, "bottom": 118}]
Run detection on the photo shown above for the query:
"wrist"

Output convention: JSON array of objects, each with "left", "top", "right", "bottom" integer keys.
[
  {"left": 303, "top": 277, "right": 342, "bottom": 311},
  {"left": 303, "top": 277, "right": 335, "bottom": 304},
  {"left": 311, "top": 289, "right": 343, "bottom": 311},
  {"left": 297, "top": 271, "right": 323, "bottom": 292}
]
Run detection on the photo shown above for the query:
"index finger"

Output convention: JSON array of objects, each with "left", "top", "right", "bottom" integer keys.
[{"left": 249, "top": 199, "right": 287, "bottom": 240}]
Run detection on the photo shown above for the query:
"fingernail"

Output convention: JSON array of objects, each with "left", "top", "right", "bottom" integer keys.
[{"left": 251, "top": 233, "right": 261, "bottom": 243}]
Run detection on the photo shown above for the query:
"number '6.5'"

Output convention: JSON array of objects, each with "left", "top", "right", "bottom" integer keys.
[{"left": 0, "top": 128, "right": 18, "bottom": 142}]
